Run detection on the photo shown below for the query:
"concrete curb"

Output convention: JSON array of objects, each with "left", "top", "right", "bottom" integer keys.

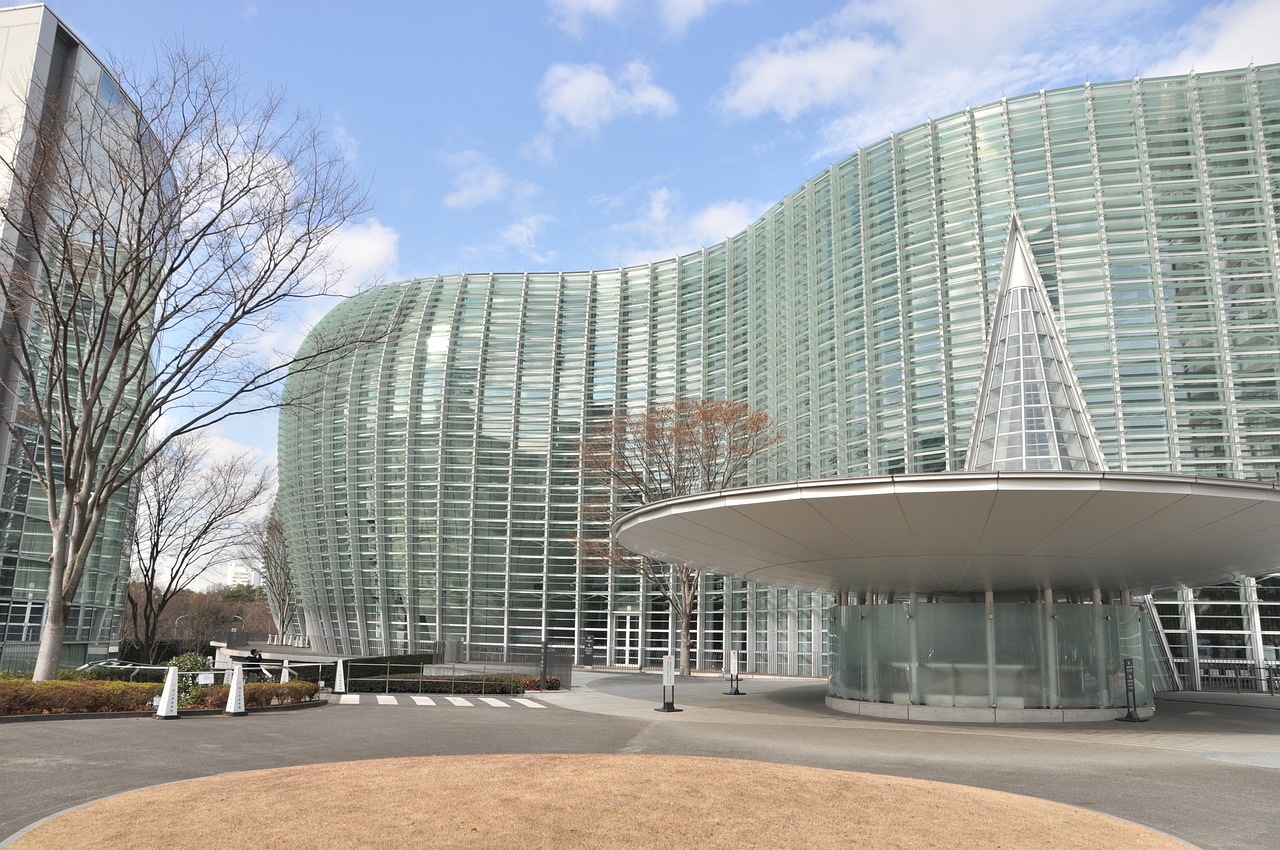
[{"left": 0, "top": 696, "right": 328, "bottom": 724}]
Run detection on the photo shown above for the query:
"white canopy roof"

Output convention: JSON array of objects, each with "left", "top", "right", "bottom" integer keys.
[{"left": 612, "top": 472, "right": 1280, "bottom": 594}]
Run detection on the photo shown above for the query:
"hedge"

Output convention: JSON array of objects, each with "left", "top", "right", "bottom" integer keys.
[
  {"left": 0, "top": 678, "right": 318, "bottom": 716},
  {"left": 0, "top": 680, "right": 163, "bottom": 715},
  {"left": 187, "top": 680, "right": 318, "bottom": 708}
]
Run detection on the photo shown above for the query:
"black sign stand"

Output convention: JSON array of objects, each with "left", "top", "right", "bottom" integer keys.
[{"left": 1117, "top": 657, "right": 1148, "bottom": 722}]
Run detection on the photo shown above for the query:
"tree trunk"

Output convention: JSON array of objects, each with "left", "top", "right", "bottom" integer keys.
[
  {"left": 679, "top": 613, "right": 692, "bottom": 676},
  {"left": 33, "top": 585, "right": 69, "bottom": 681}
]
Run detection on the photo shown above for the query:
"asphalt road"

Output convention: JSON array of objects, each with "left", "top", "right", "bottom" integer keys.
[{"left": 2, "top": 671, "right": 1278, "bottom": 849}]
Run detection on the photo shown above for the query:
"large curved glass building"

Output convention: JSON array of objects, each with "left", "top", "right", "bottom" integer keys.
[{"left": 280, "top": 64, "right": 1280, "bottom": 686}]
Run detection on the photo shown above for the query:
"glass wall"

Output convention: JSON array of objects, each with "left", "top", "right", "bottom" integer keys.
[
  {"left": 280, "top": 63, "right": 1280, "bottom": 675},
  {"left": 830, "top": 601, "right": 1151, "bottom": 710}
]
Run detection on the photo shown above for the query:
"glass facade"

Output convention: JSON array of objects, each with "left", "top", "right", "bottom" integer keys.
[
  {"left": 0, "top": 9, "right": 140, "bottom": 671},
  {"left": 280, "top": 64, "right": 1280, "bottom": 676},
  {"left": 830, "top": 599, "right": 1150, "bottom": 710}
]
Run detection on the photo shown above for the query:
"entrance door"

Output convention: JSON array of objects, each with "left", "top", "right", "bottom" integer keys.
[{"left": 613, "top": 612, "right": 640, "bottom": 667}]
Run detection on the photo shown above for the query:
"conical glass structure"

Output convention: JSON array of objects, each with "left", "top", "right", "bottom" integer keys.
[{"left": 967, "top": 219, "right": 1105, "bottom": 472}]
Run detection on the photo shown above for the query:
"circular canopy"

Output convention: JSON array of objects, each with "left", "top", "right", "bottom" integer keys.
[{"left": 612, "top": 472, "right": 1280, "bottom": 595}]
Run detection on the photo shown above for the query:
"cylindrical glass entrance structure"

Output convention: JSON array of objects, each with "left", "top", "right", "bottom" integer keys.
[{"left": 829, "top": 600, "right": 1151, "bottom": 714}]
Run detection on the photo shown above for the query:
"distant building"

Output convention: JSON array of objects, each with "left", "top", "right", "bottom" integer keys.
[
  {"left": 280, "top": 63, "right": 1280, "bottom": 698},
  {"left": 224, "top": 561, "right": 262, "bottom": 589}
]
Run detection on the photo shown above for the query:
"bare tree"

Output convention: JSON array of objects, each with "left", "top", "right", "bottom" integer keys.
[
  {"left": 126, "top": 435, "right": 270, "bottom": 663},
  {"left": 150, "top": 584, "right": 272, "bottom": 654},
  {"left": 0, "top": 44, "right": 371, "bottom": 679},
  {"left": 248, "top": 499, "right": 295, "bottom": 639},
  {"left": 580, "top": 398, "right": 783, "bottom": 675}
]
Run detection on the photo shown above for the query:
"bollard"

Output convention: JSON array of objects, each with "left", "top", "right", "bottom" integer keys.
[
  {"left": 333, "top": 659, "right": 347, "bottom": 694},
  {"left": 224, "top": 664, "right": 247, "bottom": 716},
  {"left": 155, "top": 666, "right": 181, "bottom": 719}
]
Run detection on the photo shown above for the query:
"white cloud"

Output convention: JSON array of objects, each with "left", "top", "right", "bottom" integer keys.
[
  {"left": 459, "top": 213, "right": 558, "bottom": 268},
  {"left": 609, "top": 187, "right": 765, "bottom": 266},
  {"left": 723, "top": 36, "right": 891, "bottom": 121},
  {"left": 547, "top": 0, "right": 626, "bottom": 37},
  {"left": 658, "top": 0, "right": 733, "bottom": 38},
  {"left": 1149, "top": 0, "right": 1280, "bottom": 77},
  {"left": 331, "top": 117, "right": 359, "bottom": 162},
  {"left": 325, "top": 217, "right": 400, "bottom": 297},
  {"left": 501, "top": 214, "right": 555, "bottom": 264},
  {"left": 442, "top": 151, "right": 509, "bottom": 209},
  {"left": 539, "top": 61, "right": 677, "bottom": 135},
  {"left": 548, "top": 0, "right": 730, "bottom": 39},
  {"left": 719, "top": 0, "right": 1268, "bottom": 160},
  {"left": 522, "top": 131, "right": 557, "bottom": 167}
]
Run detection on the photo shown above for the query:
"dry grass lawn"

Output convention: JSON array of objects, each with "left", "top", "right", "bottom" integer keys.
[{"left": 12, "top": 754, "right": 1186, "bottom": 849}]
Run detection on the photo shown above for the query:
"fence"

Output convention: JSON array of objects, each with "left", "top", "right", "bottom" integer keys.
[
  {"left": 426, "top": 642, "right": 574, "bottom": 690},
  {"left": 1193, "top": 662, "right": 1279, "bottom": 695}
]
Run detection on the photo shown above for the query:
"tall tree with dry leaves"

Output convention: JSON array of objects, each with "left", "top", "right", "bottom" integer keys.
[
  {"left": 0, "top": 44, "right": 370, "bottom": 679},
  {"left": 581, "top": 398, "right": 782, "bottom": 675}
]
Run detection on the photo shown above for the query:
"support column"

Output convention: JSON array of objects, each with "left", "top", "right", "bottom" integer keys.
[
  {"left": 1043, "top": 586, "right": 1059, "bottom": 709},
  {"left": 907, "top": 592, "right": 920, "bottom": 705},
  {"left": 863, "top": 592, "right": 877, "bottom": 701},
  {"left": 1092, "top": 587, "right": 1111, "bottom": 707},
  {"left": 985, "top": 590, "right": 997, "bottom": 708},
  {"left": 1185, "top": 588, "right": 1202, "bottom": 691},
  {"left": 1246, "top": 578, "right": 1265, "bottom": 676}
]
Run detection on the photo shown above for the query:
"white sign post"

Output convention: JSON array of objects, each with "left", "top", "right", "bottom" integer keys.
[
  {"left": 655, "top": 654, "right": 682, "bottom": 712},
  {"left": 723, "top": 649, "right": 744, "bottom": 696}
]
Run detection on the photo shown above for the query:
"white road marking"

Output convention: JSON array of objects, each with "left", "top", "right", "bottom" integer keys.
[
  {"left": 375, "top": 695, "right": 397, "bottom": 705},
  {"left": 479, "top": 697, "right": 508, "bottom": 707},
  {"left": 512, "top": 698, "right": 544, "bottom": 708},
  {"left": 445, "top": 696, "right": 473, "bottom": 706},
  {"left": 410, "top": 695, "right": 436, "bottom": 706}
]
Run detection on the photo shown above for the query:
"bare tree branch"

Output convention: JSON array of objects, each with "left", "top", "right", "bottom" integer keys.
[
  {"left": 0, "top": 43, "right": 374, "bottom": 679},
  {"left": 244, "top": 499, "right": 294, "bottom": 638},
  {"left": 126, "top": 434, "right": 270, "bottom": 663}
]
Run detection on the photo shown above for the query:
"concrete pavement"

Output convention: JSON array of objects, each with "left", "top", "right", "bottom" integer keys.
[{"left": 2, "top": 671, "right": 1278, "bottom": 849}]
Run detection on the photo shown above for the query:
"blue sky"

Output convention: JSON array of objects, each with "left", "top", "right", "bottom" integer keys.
[{"left": 45, "top": 0, "right": 1280, "bottom": 469}]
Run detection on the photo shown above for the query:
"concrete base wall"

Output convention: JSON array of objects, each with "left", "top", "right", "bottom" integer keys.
[{"left": 826, "top": 694, "right": 1156, "bottom": 724}]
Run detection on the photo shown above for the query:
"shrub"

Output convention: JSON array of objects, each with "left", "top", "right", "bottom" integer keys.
[
  {"left": 0, "top": 681, "right": 163, "bottom": 715},
  {"left": 169, "top": 653, "right": 211, "bottom": 706},
  {"left": 186, "top": 680, "right": 318, "bottom": 710},
  {"left": 0, "top": 675, "right": 317, "bottom": 715}
]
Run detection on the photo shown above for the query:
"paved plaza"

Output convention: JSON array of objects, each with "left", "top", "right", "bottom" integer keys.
[{"left": 2, "top": 671, "right": 1278, "bottom": 849}]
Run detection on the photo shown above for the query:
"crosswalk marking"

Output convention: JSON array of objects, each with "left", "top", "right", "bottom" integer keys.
[{"left": 332, "top": 694, "right": 545, "bottom": 709}]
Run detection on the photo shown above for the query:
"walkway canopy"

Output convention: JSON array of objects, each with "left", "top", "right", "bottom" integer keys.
[{"left": 613, "top": 471, "right": 1280, "bottom": 595}]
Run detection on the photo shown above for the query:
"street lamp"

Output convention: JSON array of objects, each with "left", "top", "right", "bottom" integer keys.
[
  {"left": 172, "top": 615, "right": 188, "bottom": 637},
  {"left": 229, "top": 615, "right": 244, "bottom": 629}
]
